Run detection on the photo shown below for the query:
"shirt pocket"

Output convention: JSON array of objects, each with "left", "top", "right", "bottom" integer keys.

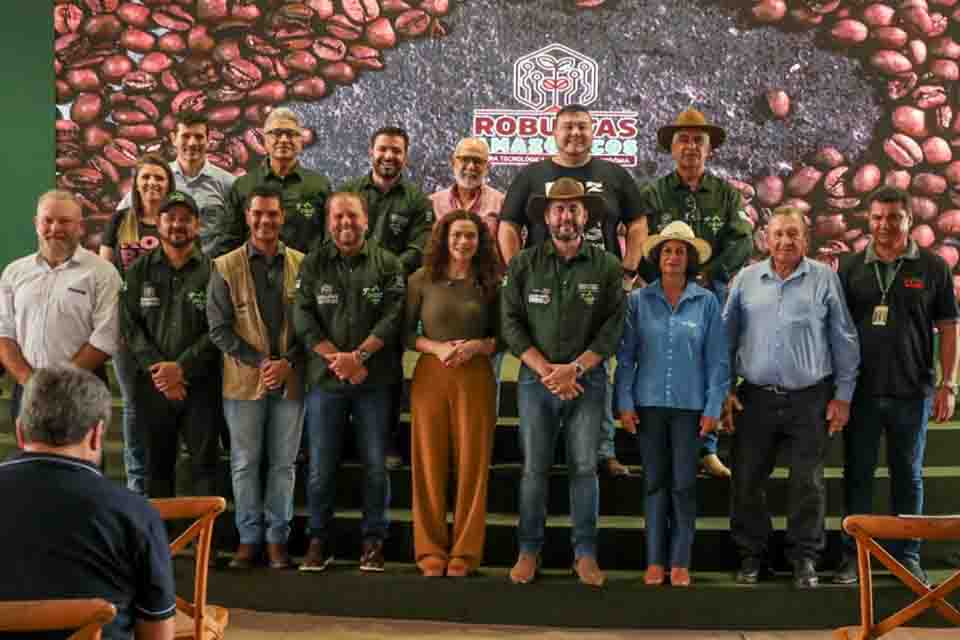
[{"left": 55, "top": 279, "right": 95, "bottom": 320}]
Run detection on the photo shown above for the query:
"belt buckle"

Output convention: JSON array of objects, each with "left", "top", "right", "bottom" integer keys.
[{"left": 764, "top": 384, "right": 788, "bottom": 395}]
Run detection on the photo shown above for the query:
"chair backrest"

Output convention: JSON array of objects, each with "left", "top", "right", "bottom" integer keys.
[
  {"left": 834, "top": 514, "right": 960, "bottom": 640},
  {"left": 0, "top": 598, "right": 116, "bottom": 639},
  {"left": 151, "top": 496, "right": 226, "bottom": 640}
]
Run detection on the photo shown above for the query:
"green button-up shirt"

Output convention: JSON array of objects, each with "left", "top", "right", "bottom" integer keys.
[
  {"left": 339, "top": 173, "right": 432, "bottom": 275},
  {"left": 120, "top": 246, "right": 218, "bottom": 382},
  {"left": 214, "top": 160, "right": 332, "bottom": 257},
  {"left": 639, "top": 171, "right": 753, "bottom": 283},
  {"left": 293, "top": 240, "right": 406, "bottom": 391},
  {"left": 501, "top": 240, "right": 626, "bottom": 363}
]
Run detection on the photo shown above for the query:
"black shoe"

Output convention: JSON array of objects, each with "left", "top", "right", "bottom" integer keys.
[
  {"left": 792, "top": 558, "right": 819, "bottom": 589},
  {"left": 900, "top": 558, "right": 928, "bottom": 586},
  {"left": 833, "top": 554, "right": 858, "bottom": 585},
  {"left": 736, "top": 557, "right": 764, "bottom": 584}
]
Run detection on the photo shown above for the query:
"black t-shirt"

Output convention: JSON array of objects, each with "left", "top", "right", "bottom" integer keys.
[
  {"left": 500, "top": 158, "right": 644, "bottom": 260},
  {"left": 103, "top": 210, "right": 161, "bottom": 273},
  {"left": 839, "top": 244, "right": 959, "bottom": 398},
  {"left": 0, "top": 451, "right": 176, "bottom": 640}
]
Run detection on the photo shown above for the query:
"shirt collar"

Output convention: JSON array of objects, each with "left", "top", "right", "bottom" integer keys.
[
  {"left": 246, "top": 241, "right": 287, "bottom": 259},
  {"left": 544, "top": 237, "right": 590, "bottom": 261},
  {"left": 1, "top": 450, "right": 102, "bottom": 476},
  {"left": 449, "top": 184, "right": 487, "bottom": 212},
  {"left": 759, "top": 256, "right": 810, "bottom": 281},
  {"left": 34, "top": 246, "right": 86, "bottom": 269},
  {"left": 864, "top": 238, "right": 920, "bottom": 264},
  {"left": 361, "top": 171, "right": 406, "bottom": 196},
  {"left": 668, "top": 170, "right": 715, "bottom": 193},
  {"left": 324, "top": 239, "right": 370, "bottom": 260},
  {"left": 647, "top": 279, "right": 708, "bottom": 305},
  {"left": 262, "top": 159, "right": 304, "bottom": 182},
  {"left": 152, "top": 244, "right": 203, "bottom": 269},
  {"left": 171, "top": 159, "right": 220, "bottom": 181}
]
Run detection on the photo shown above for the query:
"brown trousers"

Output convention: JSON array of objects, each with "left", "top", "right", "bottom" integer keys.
[{"left": 410, "top": 354, "right": 496, "bottom": 571}]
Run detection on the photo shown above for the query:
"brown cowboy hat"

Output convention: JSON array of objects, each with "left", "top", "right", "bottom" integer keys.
[
  {"left": 657, "top": 108, "right": 727, "bottom": 152},
  {"left": 526, "top": 177, "right": 606, "bottom": 226}
]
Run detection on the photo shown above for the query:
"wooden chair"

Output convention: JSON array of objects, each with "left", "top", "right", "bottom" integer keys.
[
  {"left": 152, "top": 496, "right": 229, "bottom": 640},
  {"left": 834, "top": 514, "right": 960, "bottom": 639},
  {"left": 0, "top": 598, "right": 116, "bottom": 639}
]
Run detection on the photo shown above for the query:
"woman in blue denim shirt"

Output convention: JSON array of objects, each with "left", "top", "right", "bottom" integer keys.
[{"left": 614, "top": 221, "right": 730, "bottom": 587}]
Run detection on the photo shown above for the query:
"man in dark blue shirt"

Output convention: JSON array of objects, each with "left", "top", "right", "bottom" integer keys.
[{"left": 0, "top": 367, "right": 176, "bottom": 640}]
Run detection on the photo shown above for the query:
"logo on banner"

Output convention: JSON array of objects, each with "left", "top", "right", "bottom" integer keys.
[{"left": 473, "top": 43, "right": 638, "bottom": 167}]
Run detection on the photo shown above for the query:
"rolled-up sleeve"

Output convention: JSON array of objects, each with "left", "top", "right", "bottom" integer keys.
[
  {"left": 88, "top": 263, "right": 121, "bottom": 356},
  {"left": 0, "top": 265, "right": 17, "bottom": 340},
  {"left": 826, "top": 270, "right": 860, "bottom": 402}
]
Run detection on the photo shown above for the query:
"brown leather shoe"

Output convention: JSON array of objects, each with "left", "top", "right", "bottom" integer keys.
[
  {"left": 701, "top": 453, "right": 731, "bottom": 478},
  {"left": 509, "top": 553, "right": 540, "bottom": 584},
  {"left": 266, "top": 542, "right": 294, "bottom": 570},
  {"left": 228, "top": 543, "right": 259, "bottom": 570},
  {"left": 573, "top": 556, "right": 606, "bottom": 588},
  {"left": 299, "top": 538, "right": 333, "bottom": 573},
  {"left": 603, "top": 457, "right": 631, "bottom": 477}
]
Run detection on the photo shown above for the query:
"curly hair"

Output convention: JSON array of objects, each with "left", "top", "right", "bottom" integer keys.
[{"left": 424, "top": 210, "right": 501, "bottom": 301}]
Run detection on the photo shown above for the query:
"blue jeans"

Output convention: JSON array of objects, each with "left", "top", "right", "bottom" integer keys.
[
  {"left": 638, "top": 407, "right": 700, "bottom": 568},
  {"left": 492, "top": 351, "right": 505, "bottom": 415},
  {"left": 517, "top": 364, "right": 605, "bottom": 559},
  {"left": 843, "top": 393, "right": 932, "bottom": 563},
  {"left": 306, "top": 386, "right": 391, "bottom": 543},
  {"left": 598, "top": 360, "right": 617, "bottom": 460},
  {"left": 223, "top": 395, "right": 304, "bottom": 545},
  {"left": 113, "top": 346, "right": 145, "bottom": 495}
]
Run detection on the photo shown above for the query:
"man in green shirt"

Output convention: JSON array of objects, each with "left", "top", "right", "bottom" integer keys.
[
  {"left": 639, "top": 108, "right": 754, "bottom": 478},
  {"left": 341, "top": 126, "right": 433, "bottom": 468},
  {"left": 212, "top": 107, "right": 332, "bottom": 257},
  {"left": 293, "top": 192, "right": 406, "bottom": 573},
  {"left": 502, "top": 177, "right": 626, "bottom": 588},
  {"left": 120, "top": 190, "right": 220, "bottom": 499}
]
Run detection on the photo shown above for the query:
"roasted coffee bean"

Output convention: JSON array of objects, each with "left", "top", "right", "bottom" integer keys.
[
  {"left": 825, "top": 197, "right": 861, "bottom": 209},
  {"left": 65, "top": 68, "right": 101, "bottom": 92},
  {"left": 213, "top": 38, "right": 241, "bottom": 64},
  {"left": 755, "top": 175, "right": 784, "bottom": 206},
  {"left": 901, "top": 3, "right": 934, "bottom": 37},
  {"left": 421, "top": 0, "right": 450, "bottom": 17},
  {"left": 209, "top": 105, "right": 242, "bottom": 127},
  {"left": 186, "top": 25, "right": 216, "bottom": 54},
  {"left": 171, "top": 88, "right": 207, "bottom": 114},
  {"left": 887, "top": 72, "right": 919, "bottom": 100},
  {"left": 824, "top": 166, "right": 850, "bottom": 197},
  {"left": 382, "top": 0, "right": 413, "bottom": 13},
  {"left": 117, "top": 124, "right": 159, "bottom": 141},
  {"left": 56, "top": 79, "right": 75, "bottom": 104},
  {"left": 270, "top": 2, "right": 315, "bottom": 29},
  {"left": 871, "top": 26, "right": 908, "bottom": 49},
  {"left": 209, "top": 85, "right": 246, "bottom": 103},
  {"left": 83, "top": 14, "right": 123, "bottom": 41},
  {"left": 814, "top": 212, "right": 846, "bottom": 239},
  {"left": 912, "top": 195, "right": 939, "bottom": 221},
  {"left": 885, "top": 133, "right": 924, "bottom": 167},
  {"left": 752, "top": 0, "right": 787, "bottom": 23},
  {"left": 119, "top": 28, "right": 156, "bottom": 53},
  {"left": 101, "top": 54, "right": 133, "bottom": 82},
  {"left": 229, "top": 1, "right": 261, "bottom": 26},
  {"left": 326, "top": 14, "right": 363, "bottom": 40},
  {"left": 789, "top": 6, "right": 823, "bottom": 27},
  {"left": 935, "top": 244, "right": 959, "bottom": 268},
  {"left": 923, "top": 136, "right": 952, "bottom": 164},
  {"left": 871, "top": 49, "right": 912, "bottom": 75},
  {"left": 937, "top": 209, "right": 960, "bottom": 234},
  {"left": 930, "top": 36, "right": 960, "bottom": 59},
  {"left": 71, "top": 92, "right": 103, "bottom": 124},
  {"left": 242, "top": 103, "right": 270, "bottom": 125},
  {"left": 347, "top": 45, "right": 384, "bottom": 70},
  {"left": 343, "top": 0, "right": 380, "bottom": 23},
  {"left": 140, "top": 51, "right": 173, "bottom": 74},
  {"left": 306, "top": 0, "right": 335, "bottom": 20},
  {"left": 313, "top": 36, "right": 347, "bottom": 61},
  {"left": 814, "top": 146, "right": 844, "bottom": 169},
  {"left": 196, "top": 0, "right": 228, "bottom": 23},
  {"left": 205, "top": 128, "right": 225, "bottom": 152},
  {"left": 182, "top": 57, "right": 219, "bottom": 88},
  {"left": 787, "top": 166, "right": 823, "bottom": 196},
  {"left": 783, "top": 197, "right": 811, "bottom": 214},
  {"left": 830, "top": 18, "right": 867, "bottom": 45},
  {"left": 366, "top": 17, "right": 397, "bottom": 49},
  {"left": 117, "top": 2, "right": 151, "bottom": 28},
  {"left": 885, "top": 168, "right": 913, "bottom": 190},
  {"left": 207, "top": 152, "right": 235, "bottom": 173},
  {"left": 81, "top": 0, "right": 120, "bottom": 13},
  {"left": 55, "top": 33, "right": 92, "bottom": 65},
  {"left": 766, "top": 89, "right": 789, "bottom": 119},
  {"left": 292, "top": 75, "right": 329, "bottom": 99},
  {"left": 912, "top": 223, "right": 936, "bottom": 247},
  {"left": 913, "top": 84, "right": 947, "bottom": 109},
  {"left": 892, "top": 105, "right": 930, "bottom": 137},
  {"left": 152, "top": 4, "right": 194, "bottom": 31},
  {"left": 222, "top": 58, "right": 262, "bottom": 90},
  {"left": 244, "top": 128, "right": 267, "bottom": 156},
  {"left": 227, "top": 137, "right": 250, "bottom": 167},
  {"left": 726, "top": 178, "right": 756, "bottom": 203},
  {"left": 55, "top": 4, "right": 85, "bottom": 35},
  {"left": 930, "top": 58, "right": 959, "bottom": 81},
  {"left": 160, "top": 69, "right": 183, "bottom": 93},
  {"left": 56, "top": 141, "right": 84, "bottom": 171},
  {"left": 913, "top": 172, "right": 948, "bottom": 195},
  {"left": 428, "top": 17, "right": 448, "bottom": 37},
  {"left": 60, "top": 167, "right": 105, "bottom": 193},
  {"left": 82, "top": 124, "right": 113, "bottom": 150},
  {"left": 907, "top": 39, "right": 928, "bottom": 66},
  {"left": 285, "top": 50, "right": 318, "bottom": 74},
  {"left": 929, "top": 11, "right": 949, "bottom": 37},
  {"left": 852, "top": 163, "right": 881, "bottom": 193},
  {"left": 250, "top": 55, "right": 288, "bottom": 80},
  {"left": 122, "top": 70, "right": 157, "bottom": 93},
  {"left": 243, "top": 33, "right": 281, "bottom": 57},
  {"left": 56, "top": 118, "right": 81, "bottom": 143},
  {"left": 88, "top": 154, "right": 119, "bottom": 184},
  {"left": 158, "top": 113, "right": 176, "bottom": 136},
  {"left": 945, "top": 160, "right": 960, "bottom": 185},
  {"left": 158, "top": 32, "right": 187, "bottom": 55},
  {"left": 396, "top": 9, "right": 430, "bottom": 37}
]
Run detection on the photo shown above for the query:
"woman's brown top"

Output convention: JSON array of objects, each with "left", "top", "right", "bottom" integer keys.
[{"left": 404, "top": 267, "right": 499, "bottom": 350}]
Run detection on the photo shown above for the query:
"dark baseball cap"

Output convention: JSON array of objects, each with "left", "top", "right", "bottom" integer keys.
[{"left": 159, "top": 190, "right": 200, "bottom": 217}]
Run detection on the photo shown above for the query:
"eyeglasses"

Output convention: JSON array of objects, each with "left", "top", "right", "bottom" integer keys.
[
  {"left": 455, "top": 155, "right": 487, "bottom": 166},
  {"left": 265, "top": 128, "right": 302, "bottom": 140}
]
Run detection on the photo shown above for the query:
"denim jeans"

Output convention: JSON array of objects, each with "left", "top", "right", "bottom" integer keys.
[
  {"left": 113, "top": 346, "right": 145, "bottom": 495},
  {"left": 306, "top": 386, "right": 391, "bottom": 543},
  {"left": 638, "top": 407, "right": 701, "bottom": 568},
  {"left": 516, "top": 364, "right": 605, "bottom": 559},
  {"left": 597, "top": 360, "right": 617, "bottom": 460},
  {"left": 223, "top": 395, "right": 304, "bottom": 545},
  {"left": 842, "top": 393, "right": 932, "bottom": 564}
]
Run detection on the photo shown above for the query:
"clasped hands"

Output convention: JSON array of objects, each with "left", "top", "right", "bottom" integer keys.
[
  {"left": 150, "top": 361, "right": 186, "bottom": 401},
  {"left": 433, "top": 339, "right": 483, "bottom": 368},
  {"left": 536, "top": 362, "right": 583, "bottom": 401},
  {"left": 323, "top": 351, "right": 368, "bottom": 385}
]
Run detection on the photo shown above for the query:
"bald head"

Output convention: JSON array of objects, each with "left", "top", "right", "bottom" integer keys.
[{"left": 452, "top": 137, "right": 490, "bottom": 192}]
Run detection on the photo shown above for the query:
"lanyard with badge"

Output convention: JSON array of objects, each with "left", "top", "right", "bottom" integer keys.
[{"left": 872, "top": 259, "right": 902, "bottom": 326}]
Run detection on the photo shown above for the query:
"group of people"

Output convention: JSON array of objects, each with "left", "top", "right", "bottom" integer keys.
[{"left": 0, "top": 102, "right": 955, "bottom": 634}]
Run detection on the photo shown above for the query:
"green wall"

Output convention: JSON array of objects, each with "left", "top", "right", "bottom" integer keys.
[{"left": 0, "top": 1, "right": 53, "bottom": 268}]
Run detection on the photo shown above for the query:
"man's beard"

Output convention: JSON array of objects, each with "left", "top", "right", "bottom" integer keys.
[{"left": 549, "top": 222, "right": 584, "bottom": 243}]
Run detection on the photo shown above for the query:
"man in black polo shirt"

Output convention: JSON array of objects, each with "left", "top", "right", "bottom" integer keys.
[
  {"left": 836, "top": 186, "right": 960, "bottom": 585},
  {"left": 121, "top": 191, "right": 220, "bottom": 498},
  {"left": 0, "top": 367, "right": 175, "bottom": 640}
]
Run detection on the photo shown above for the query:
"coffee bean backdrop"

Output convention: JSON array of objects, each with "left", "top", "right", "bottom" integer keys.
[{"left": 49, "top": 0, "right": 960, "bottom": 295}]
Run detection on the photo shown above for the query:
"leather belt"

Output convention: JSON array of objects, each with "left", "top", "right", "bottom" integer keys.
[{"left": 742, "top": 378, "right": 831, "bottom": 396}]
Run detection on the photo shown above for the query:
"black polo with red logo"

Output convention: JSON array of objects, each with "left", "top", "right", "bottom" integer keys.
[{"left": 838, "top": 240, "right": 959, "bottom": 398}]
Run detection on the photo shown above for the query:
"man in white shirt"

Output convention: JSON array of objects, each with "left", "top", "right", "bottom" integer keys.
[{"left": 0, "top": 189, "right": 121, "bottom": 417}]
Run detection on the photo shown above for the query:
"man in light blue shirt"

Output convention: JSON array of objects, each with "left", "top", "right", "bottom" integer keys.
[
  {"left": 723, "top": 207, "right": 860, "bottom": 589},
  {"left": 117, "top": 112, "right": 235, "bottom": 256}
]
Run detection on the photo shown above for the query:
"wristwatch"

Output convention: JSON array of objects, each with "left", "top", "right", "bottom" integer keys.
[
  {"left": 355, "top": 349, "right": 371, "bottom": 363},
  {"left": 939, "top": 382, "right": 958, "bottom": 395},
  {"left": 573, "top": 361, "right": 586, "bottom": 378}
]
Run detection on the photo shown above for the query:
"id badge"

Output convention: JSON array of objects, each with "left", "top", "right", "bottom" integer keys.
[{"left": 872, "top": 304, "right": 889, "bottom": 326}]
